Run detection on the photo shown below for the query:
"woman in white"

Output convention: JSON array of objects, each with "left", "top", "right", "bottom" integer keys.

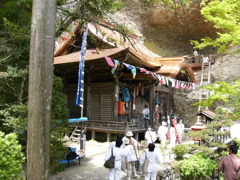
[
  {"left": 122, "top": 138, "right": 140, "bottom": 180},
  {"left": 158, "top": 121, "right": 168, "bottom": 147},
  {"left": 169, "top": 124, "right": 176, "bottom": 148},
  {"left": 104, "top": 139, "right": 132, "bottom": 180},
  {"left": 176, "top": 119, "right": 185, "bottom": 143},
  {"left": 145, "top": 127, "right": 157, "bottom": 146},
  {"left": 122, "top": 131, "right": 141, "bottom": 179},
  {"left": 140, "top": 143, "right": 161, "bottom": 180}
]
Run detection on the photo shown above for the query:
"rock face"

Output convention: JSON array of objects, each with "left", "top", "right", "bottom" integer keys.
[
  {"left": 173, "top": 54, "right": 240, "bottom": 126},
  {"left": 109, "top": 0, "right": 240, "bottom": 126},
  {"left": 110, "top": 0, "right": 217, "bottom": 56}
]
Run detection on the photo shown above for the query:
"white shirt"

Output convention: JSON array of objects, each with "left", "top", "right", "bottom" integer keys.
[
  {"left": 193, "top": 50, "right": 198, "bottom": 56},
  {"left": 123, "top": 145, "right": 136, "bottom": 162},
  {"left": 140, "top": 150, "right": 161, "bottom": 172},
  {"left": 177, "top": 123, "right": 185, "bottom": 135},
  {"left": 142, "top": 108, "right": 150, "bottom": 116},
  {"left": 122, "top": 137, "right": 140, "bottom": 160},
  {"left": 158, "top": 125, "right": 168, "bottom": 140},
  {"left": 203, "top": 56, "right": 209, "bottom": 63},
  {"left": 104, "top": 145, "right": 132, "bottom": 169},
  {"left": 145, "top": 131, "right": 157, "bottom": 145}
]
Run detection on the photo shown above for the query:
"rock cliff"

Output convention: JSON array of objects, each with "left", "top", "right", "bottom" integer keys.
[{"left": 109, "top": 0, "right": 240, "bottom": 125}]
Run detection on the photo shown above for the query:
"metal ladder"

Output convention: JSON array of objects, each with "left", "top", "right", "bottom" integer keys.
[
  {"left": 198, "top": 57, "right": 212, "bottom": 112},
  {"left": 70, "top": 125, "right": 87, "bottom": 143}
]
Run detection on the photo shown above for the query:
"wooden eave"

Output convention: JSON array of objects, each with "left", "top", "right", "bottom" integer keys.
[
  {"left": 54, "top": 47, "right": 162, "bottom": 69},
  {"left": 194, "top": 110, "right": 216, "bottom": 120},
  {"left": 153, "top": 58, "right": 196, "bottom": 82}
]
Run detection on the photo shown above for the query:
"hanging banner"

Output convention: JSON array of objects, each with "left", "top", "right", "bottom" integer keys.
[{"left": 76, "top": 25, "right": 88, "bottom": 107}]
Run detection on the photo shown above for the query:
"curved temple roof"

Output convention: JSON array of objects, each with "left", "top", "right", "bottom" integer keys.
[{"left": 54, "top": 21, "right": 196, "bottom": 82}]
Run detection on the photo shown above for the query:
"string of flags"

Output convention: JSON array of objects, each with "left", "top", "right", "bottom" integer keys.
[{"left": 104, "top": 56, "right": 211, "bottom": 90}]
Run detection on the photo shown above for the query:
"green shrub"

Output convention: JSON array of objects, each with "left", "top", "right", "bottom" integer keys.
[
  {"left": 0, "top": 132, "right": 25, "bottom": 180},
  {"left": 49, "top": 139, "right": 67, "bottom": 174},
  {"left": 172, "top": 144, "right": 190, "bottom": 160},
  {"left": 178, "top": 152, "right": 217, "bottom": 179}
]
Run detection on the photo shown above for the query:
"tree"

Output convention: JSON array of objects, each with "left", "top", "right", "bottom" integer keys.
[
  {"left": 27, "top": 0, "right": 56, "bottom": 179},
  {"left": 195, "top": 80, "right": 240, "bottom": 120},
  {"left": 192, "top": 0, "right": 240, "bottom": 53}
]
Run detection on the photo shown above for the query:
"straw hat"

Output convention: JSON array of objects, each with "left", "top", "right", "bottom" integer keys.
[{"left": 126, "top": 131, "right": 133, "bottom": 136}]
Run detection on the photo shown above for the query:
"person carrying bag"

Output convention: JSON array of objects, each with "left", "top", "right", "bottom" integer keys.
[
  {"left": 104, "top": 139, "right": 133, "bottom": 180},
  {"left": 142, "top": 150, "right": 150, "bottom": 174},
  {"left": 140, "top": 143, "right": 161, "bottom": 180},
  {"left": 104, "top": 147, "right": 115, "bottom": 168}
]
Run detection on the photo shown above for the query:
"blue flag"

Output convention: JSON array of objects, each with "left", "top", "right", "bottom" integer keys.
[{"left": 76, "top": 25, "right": 88, "bottom": 107}]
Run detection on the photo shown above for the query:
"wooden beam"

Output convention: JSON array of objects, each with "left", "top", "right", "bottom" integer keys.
[{"left": 149, "top": 83, "right": 155, "bottom": 128}]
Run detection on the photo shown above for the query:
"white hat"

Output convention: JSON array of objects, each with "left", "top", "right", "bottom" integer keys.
[
  {"left": 123, "top": 138, "right": 130, "bottom": 144},
  {"left": 126, "top": 131, "right": 133, "bottom": 136},
  {"left": 162, "top": 121, "right": 167, "bottom": 126}
]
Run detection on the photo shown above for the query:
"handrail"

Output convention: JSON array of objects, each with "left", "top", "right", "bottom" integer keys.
[{"left": 71, "top": 120, "right": 146, "bottom": 130}]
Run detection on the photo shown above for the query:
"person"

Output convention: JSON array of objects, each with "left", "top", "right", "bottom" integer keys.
[
  {"left": 142, "top": 105, "right": 150, "bottom": 127},
  {"left": 140, "top": 143, "right": 161, "bottom": 180},
  {"left": 158, "top": 121, "right": 168, "bottom": 147},
  {"left": 169, "top": 124, "right": 176, "bottom": 148},
  {"left": 122, "top": 131, "right": 141, "bottom": 179},
  {"left": 104, "top": 139, "right": 132, "bottom": 180},
  {"left": 176, "top": 119, "right": 185, "bottom": 143},
  {"left": 109, "top": 134, "right": 124, "bottom": 149},
  {"left": 192, "top": 49, "right": 199, "bottom": 63},
  {"left": 142, "top": 105, "right": 150, "bottom": 116},
  {"left": 203, "top": 54, "right": 209, "bottom": 63},
  {"left": 122, "top": 138, "right": 139, "bottom": 180},
  {"left": 219, "top": 144, "right": 240, "bottom": 180},
  {"left": 145, "top": 127, "right": 157, "bottom": 146}
]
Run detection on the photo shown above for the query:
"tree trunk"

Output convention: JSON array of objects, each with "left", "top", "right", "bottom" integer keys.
[{"left": 27, "top": 0, "right": 56, "bottom": 179}]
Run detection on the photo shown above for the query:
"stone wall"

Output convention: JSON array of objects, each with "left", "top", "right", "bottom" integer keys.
[{"left": 157, "top": 162, "right": 181, "bottom": 180}]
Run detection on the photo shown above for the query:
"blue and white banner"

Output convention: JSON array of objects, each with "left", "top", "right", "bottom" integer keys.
[{"left": 76, "top": 25, "right": 88, "bottom": 107}]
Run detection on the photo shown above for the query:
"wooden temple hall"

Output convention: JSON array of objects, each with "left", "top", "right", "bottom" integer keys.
[{"left": 54, "top": 21, "right": 196, "bottom": 142}]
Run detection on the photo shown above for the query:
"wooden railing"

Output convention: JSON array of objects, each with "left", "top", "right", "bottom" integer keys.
[
  {"left": 70, "top": 120, "right": 146, "bottom": 131},
  {"left": 182, "top": 54, "right": 222, "bottom": 64}
]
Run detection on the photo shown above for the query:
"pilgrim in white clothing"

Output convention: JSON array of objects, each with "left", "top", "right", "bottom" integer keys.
[
  {"left": 158, "top": 121, "right": 168, "bottom": 147},
  {"left": 145, "top": 127, "right": 157, "bottom": 145},
  {"left": 140, "top": 143, "right": 161, "bottom": 180}
]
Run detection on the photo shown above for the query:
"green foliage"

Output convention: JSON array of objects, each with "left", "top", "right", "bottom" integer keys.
[
  {"left": 178, "top": 152, "right": 217, "bottom": 179},
  {"left": 141, "top": 0, "right": 191, "bottom": 9},
  {"left": 189, "top": 144, "right": 215, "bottom": 157},
  {"left": 49, "top": 139, "right": 67, "bottom": 174},
  {"left": 0, "top": 132, "right": 25, "bottom": 180},
  {"left": 232, "top": 137, "right": 240, "bottom": 147},
  {"left": 51, "top": 76, "right": 70, "bottom": 139},
  {"left": 194, "top": 80, "right": 240, "bottom": 121},
  {"left": 56, "top": 0, "right": 124, "bottom": 36},
  {"left": 192, "top": 0, "right": 240, "bottom": 53},
  {"left": 172, "top": 144, "right": 190, "bottom": 159}
]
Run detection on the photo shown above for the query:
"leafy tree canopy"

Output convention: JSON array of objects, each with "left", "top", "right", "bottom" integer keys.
[
  {"left": 192, "top": 0, "right": 240, "bottom": 53},
  {"left": 194, "top": 80, "right": 240, "bottom": 120}
]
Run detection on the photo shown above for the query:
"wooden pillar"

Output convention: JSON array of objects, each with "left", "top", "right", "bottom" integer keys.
[
  {"left": 91, "top": 131, "right": 95, "bottom": 141},
  {"left": 86, "top": 77, "right": 91, "bottom": 118},
  {"left": 114, "top": 78, "right": 119, "bottom": 121},
  {"left": 149, "top": 83, "right": 155, "bottom": 128},
  {"left": 107, "top": 132, "right": 111, "bottom": 142}
]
